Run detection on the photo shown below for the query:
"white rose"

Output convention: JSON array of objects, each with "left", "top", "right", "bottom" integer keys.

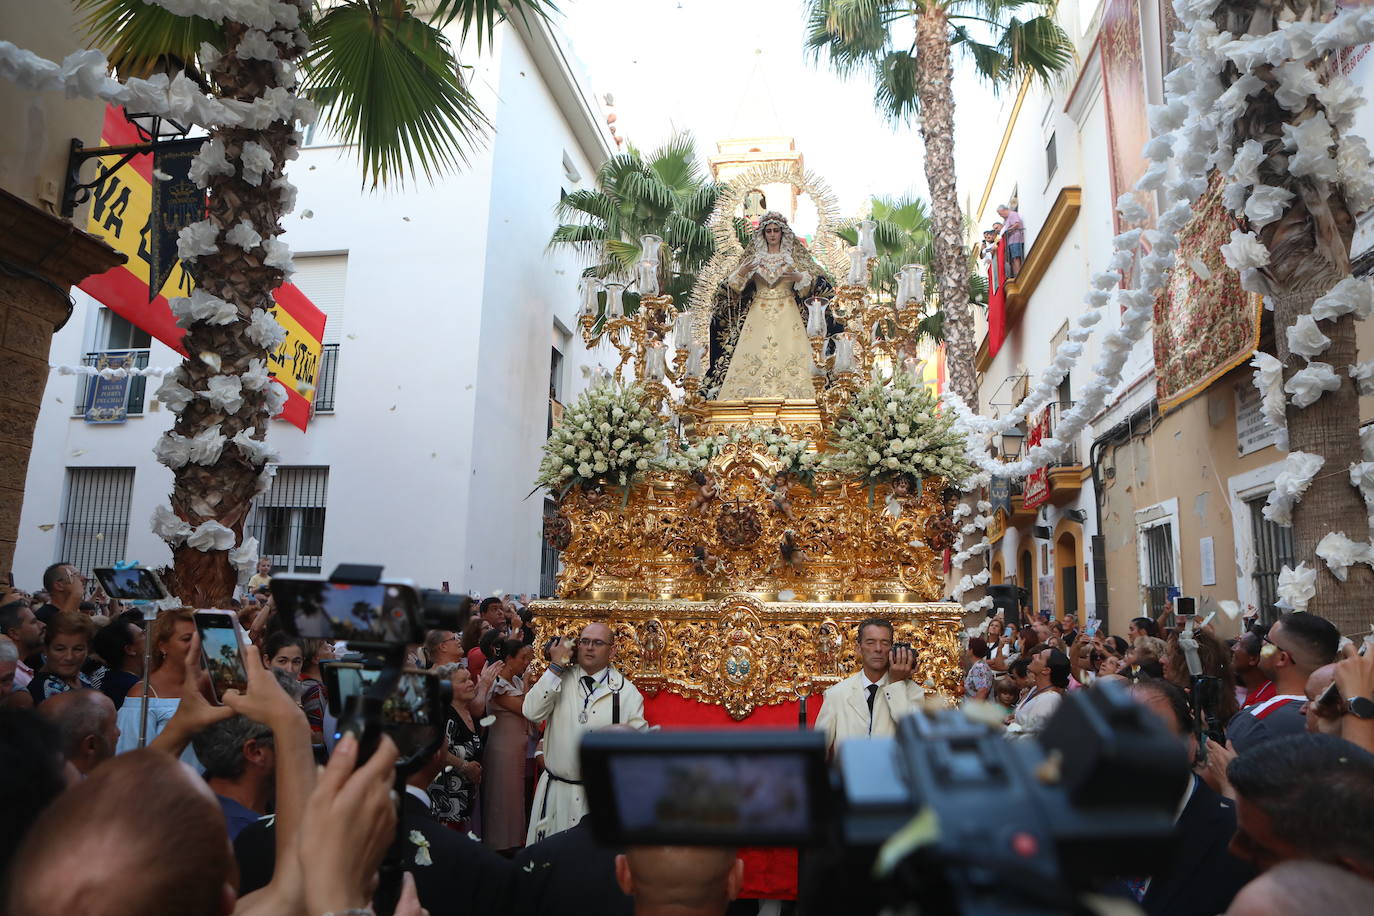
[
  {"left": 578, "top": 463, "right": 592, "bottom": 477},
  {"left": 593, "top": 461, "right": 608, "bottom": 473}
]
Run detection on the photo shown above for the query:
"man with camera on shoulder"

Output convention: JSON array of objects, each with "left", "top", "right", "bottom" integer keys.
[
  {"left": 524, "top": 622, "right": 648, "bottom": 844},
  {"left": 815, "top": 618, "right": 925, "bottom": 755}
]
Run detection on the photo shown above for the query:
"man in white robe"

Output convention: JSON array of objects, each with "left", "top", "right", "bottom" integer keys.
[
  {"left": 523, "top": 621, "right": 647, "bottom": 844},
  {"left": 814, "top": 618, "right": 924, "bottom": 756}
]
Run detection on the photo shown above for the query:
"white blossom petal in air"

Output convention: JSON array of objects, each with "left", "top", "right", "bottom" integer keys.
[
  {"left": 229, "top": 536, "right": 260, "bottom": 571},
  {"left": 1311, "top": 276, "right": 1374, "bottom": 321},
  {"left": 246, "top": 308, "right": 287, "bottom": 349},
  {"left": 1263, "top": 451, "right": 1325, "bottom": 526},
  {"left": 188, "top": 425, "right": 227, "bottom": 465},
  {"left": 1220, "top": 229, "right": 1270, "bottom": 270},
  {"left": 203, "top": 374, "right": 244, "bottom": 413},
  {"left": 1275, "top": 562, "right": 1317, "bottom": 612},
  {"left": 151, "top": 504, "right": 193, "bottom": 544},
  {"left": 225, "top": 219, "right": 263, "bottom": 251},
  {"left": 1283, "top": 112, "right": 1339, "bottom": 183},
  {"left": 189, "top": 138, "right": 234, "bottom": 187},
  {"left": 1284, "top": 362, "right": 1341, "bottom": 408},
  {"left": 154, "top": 432, "right": 192, "bottom": 469},
  {"left": 1286, "top": 314, "right": 1332, "bottom": 360},
  {"left": 186, "top": 520, "right": 236, "bottom": 552},
  {"left": 1315, "top": 532, "right": 1373, "bottom": 582},
  {"left": 1244, "top": 184, "right": 1295, "bottom": 229},
  {"left": 177, "top": 219, "right": 220, "bottom": 260}
]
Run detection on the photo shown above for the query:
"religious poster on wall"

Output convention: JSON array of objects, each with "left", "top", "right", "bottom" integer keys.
[
  {"left": 1099, "top": 0, "right": 1157, "bottom": 235},
  {"left": 84, "top": 352, "right": 132, "bottom": 424},
  {"left": 1023, "top": 409, "right": 1052, "bottom": 510},
  {"left": 1154, "top": 175, "right": 1262, "bottom": 412},
  {"left": 78, "top": 105, "right": 327, "bottom": 431}
]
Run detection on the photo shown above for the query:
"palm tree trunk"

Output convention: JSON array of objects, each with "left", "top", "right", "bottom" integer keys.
[
  {"left": 1208, "top": 0, "right": 1371, "bottom": 634},
  {"left": 1273, "top": 286, "right": 1373, "bottom": 631},
  {"left": 167, "top": 22, "right": 298, "bottom": 607},
  {"left": 913, "top": 8, "right": 975, "bottom": 408}
]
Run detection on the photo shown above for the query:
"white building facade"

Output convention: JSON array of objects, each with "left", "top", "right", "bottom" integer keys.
[{"left": 14, "top": 15, "right": 614, "bottom": 597}]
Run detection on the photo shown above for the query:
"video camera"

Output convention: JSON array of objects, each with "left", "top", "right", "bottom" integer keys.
[
  {"left": 581, "top": 683, "right": 1189, "bottom": 916},
  {"left": 272, "top": 565, "right": 471, "bottom": 769}
]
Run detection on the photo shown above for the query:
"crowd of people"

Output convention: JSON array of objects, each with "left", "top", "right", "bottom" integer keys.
[{"left": 4, "top": 559, "right": 1374, "bottom": 916}]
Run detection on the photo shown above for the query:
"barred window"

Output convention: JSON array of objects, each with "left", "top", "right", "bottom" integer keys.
[
  {"left": 1142, "top": 522, "right": 1176, "bottom": 619},
  {"left": 247, "top": 467, "right": 329, "bottom": 574},
  {"left": 1247, "top": 494, "right": 1293, "bottom": 624},
  {"left": 59, "top": 468, "right": 135, "bottom": 575}
]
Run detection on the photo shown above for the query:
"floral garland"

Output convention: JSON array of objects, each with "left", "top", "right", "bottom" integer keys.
[
  {"left": 823, "top": 374, "right": 972, "bottom": 486},
  {"left": 665, "top": 427, "right": 819, "bottom": 477},
  {"left": 536, "top": 382, "right": 666, "bottom": 493}
]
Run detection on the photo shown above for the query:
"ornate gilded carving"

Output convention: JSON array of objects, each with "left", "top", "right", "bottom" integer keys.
[
  {"left": 555, "top": 437, "right": 954, "bottom": 604},
  {"left": 529, "top": 594, "right": 963, "bottom": 719}
]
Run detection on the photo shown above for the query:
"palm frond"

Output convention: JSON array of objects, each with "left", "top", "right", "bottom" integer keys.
[
  {"left": 555, "top": 188, "right": 618, "bottom": 225},
  {"left": 429, "top": 0, "right": 560, "bottom": 51},
  {"left": 75, "top": 0, "right": 220, "bottom": 78},
  {"left": 304, "top": 4, "right": 488, "bottom": 187},
  {"left": 998, "top": 15, "right": 1075, "bottom": 85},
  {"left": 873, "top": 50, "right": 921, "bottom": 122}
]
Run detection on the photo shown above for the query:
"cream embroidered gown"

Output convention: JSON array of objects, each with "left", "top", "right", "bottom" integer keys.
[{"left": 718, "top": 253, "right": 815, "bottom": 400}]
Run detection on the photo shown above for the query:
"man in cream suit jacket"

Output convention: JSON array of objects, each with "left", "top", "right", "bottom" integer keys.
[{"left": 814, "top": 618, "right": 924, "bottom": 755}]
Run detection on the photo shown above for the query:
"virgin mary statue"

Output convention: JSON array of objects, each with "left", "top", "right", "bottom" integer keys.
[{"left": 704, "top": 211, "right": 835, "bottom": 400}]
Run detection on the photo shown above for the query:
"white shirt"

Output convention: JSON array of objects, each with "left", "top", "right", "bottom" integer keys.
[{"left": 404, "top": 784, "right": 432, "bottom": 812}]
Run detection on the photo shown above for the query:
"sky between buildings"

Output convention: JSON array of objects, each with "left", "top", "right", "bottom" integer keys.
[{"left": 556, "top": 0, "right": 1007, "bottom": 220}]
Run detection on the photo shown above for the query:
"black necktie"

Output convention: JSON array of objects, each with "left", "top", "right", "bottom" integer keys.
[
  {"left": 582, "top": 675, "right": 596, "bottom": 697},
  {"left": 866, "top": 683, "right": 879, "bottom": 717}
]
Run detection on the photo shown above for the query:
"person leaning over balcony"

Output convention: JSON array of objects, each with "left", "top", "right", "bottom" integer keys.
[
  {"left": 814, "top": 618, "right": 925, "bottom": 756},
  {"left": 997, "top": 204, "right": 1025, "bottom": 278}
]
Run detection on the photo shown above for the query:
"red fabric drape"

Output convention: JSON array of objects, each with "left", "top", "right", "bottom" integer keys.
[
  {"left": 987, "top": 236, "right": 1008, "bottom": 359},
  {"left": 640, "top": 691, "right": 825, "bottom": 900}
]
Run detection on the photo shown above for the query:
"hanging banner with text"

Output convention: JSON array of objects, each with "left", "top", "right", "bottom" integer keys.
[
  {"left": 1022, "top": 409, "right": 1052, "bottom": 511},
  {"left": 77, "top": 105, "right": 325, "bottom": 431}
]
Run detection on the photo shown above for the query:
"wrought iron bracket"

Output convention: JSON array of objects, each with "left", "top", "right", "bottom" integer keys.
[{"left": 61, "top": 136, "right": 161, "bottom": 219}]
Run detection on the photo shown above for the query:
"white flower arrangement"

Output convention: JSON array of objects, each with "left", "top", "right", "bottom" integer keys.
[
  {"left": 536, "top": 381, "right": 667, "bottom": 494},
  {"left": 665, "top": 427, "right": 819, "bottom": 478},
  {"left": 822, "top": 373, "right": 971, "bottom": 487}
]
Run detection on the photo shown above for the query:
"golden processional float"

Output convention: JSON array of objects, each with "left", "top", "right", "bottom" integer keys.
[{"left": 531, "top": 165, "right": 968, "bottom": 720}]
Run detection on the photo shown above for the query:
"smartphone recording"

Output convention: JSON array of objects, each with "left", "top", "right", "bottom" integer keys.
[
  {"left": 195, "top": 610, "right": 248, "bottom": 703},
  {"left": 93, "top": 567, "right": 169, "bottom": 601}
]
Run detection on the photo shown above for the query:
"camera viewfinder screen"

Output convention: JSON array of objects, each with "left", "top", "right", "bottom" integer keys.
[
  {"left": 289, "top": 582, "right": 413, "bottom": 642},
  {"left": 329, "top": 666, "right": 438, "bottom": 759},
  {"left": 94, "top": 568, "right": 165, "bottom": 601},
  {"left": 608, "top": 753, "right": 812, "bottom": 841}
]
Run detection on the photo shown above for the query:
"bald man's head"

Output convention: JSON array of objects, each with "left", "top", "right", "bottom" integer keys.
[
  {"left": 7, "top": 749, "right": 235, "bottom": 916},
  {"left": 1303, "top": 664, "right": 1341, "bottom": 736},
  {"left": 39, "top": 689, "right": 118, "bottom": 774},
  {"left": 1227, "top": 861, "right": 1374, "bottom": 916},
  {"left": 615, "top": 846, "right": 743, "bottom": 916}
]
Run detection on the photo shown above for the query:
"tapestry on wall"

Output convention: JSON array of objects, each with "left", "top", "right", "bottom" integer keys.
[
  {"left": 1153, "top": 174, "right": 1262, "bottom": 413},
  {"left": 1099, "top": 0, "right": 1156, "bottom": 236}
]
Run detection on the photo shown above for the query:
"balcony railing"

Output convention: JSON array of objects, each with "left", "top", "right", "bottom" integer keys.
[
  {"left": 73, "top": 350, "right": 150, "bottom": 417},
  {"left": 312, "top": 343, "right": 339, "bottom": 414},
  {"left": 1044, "top": 401, "right": 1081, "bottom": 466}
]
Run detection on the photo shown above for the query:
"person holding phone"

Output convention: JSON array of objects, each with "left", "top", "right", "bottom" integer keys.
[
  {"left": 116, "top": 608, "right": 202, "bottom": 767},
  {"left": 814, "top": 618, "right": 924, "bottom": 755}
]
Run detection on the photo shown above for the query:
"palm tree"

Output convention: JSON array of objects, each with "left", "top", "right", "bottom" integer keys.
[
  {"left": 76, "top": 0, "right": 556, "bottom": 606},
  {"left": 805, "top": 0, "right": 1073, "bottom": 407},
  {"left": 1208, "top": 0, "right": 1370, "bottom": 631},
  {"left": 549, "top": 133, "right": 722, "bottom": 306}
]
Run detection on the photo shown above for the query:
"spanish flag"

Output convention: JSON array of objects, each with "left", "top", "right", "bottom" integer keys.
[{"left": 78, "top": 106, "right": 324, "bottom": 431}]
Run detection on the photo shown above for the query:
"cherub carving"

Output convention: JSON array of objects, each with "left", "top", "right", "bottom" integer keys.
[
  {"left": 775, "top": 528, "right": 807, "bottom": 574},
  {"left": 691, "top": 544, "right": 726, "bottom": 577},
  {"left": 885, "top": 475, "right": 916, "bottom": 518},
  {"left": 689, "top": 470, "right": 719, "bottom": 513},
  {"left": 767, "top": 471, "right": 795, "bottom": 520}
]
